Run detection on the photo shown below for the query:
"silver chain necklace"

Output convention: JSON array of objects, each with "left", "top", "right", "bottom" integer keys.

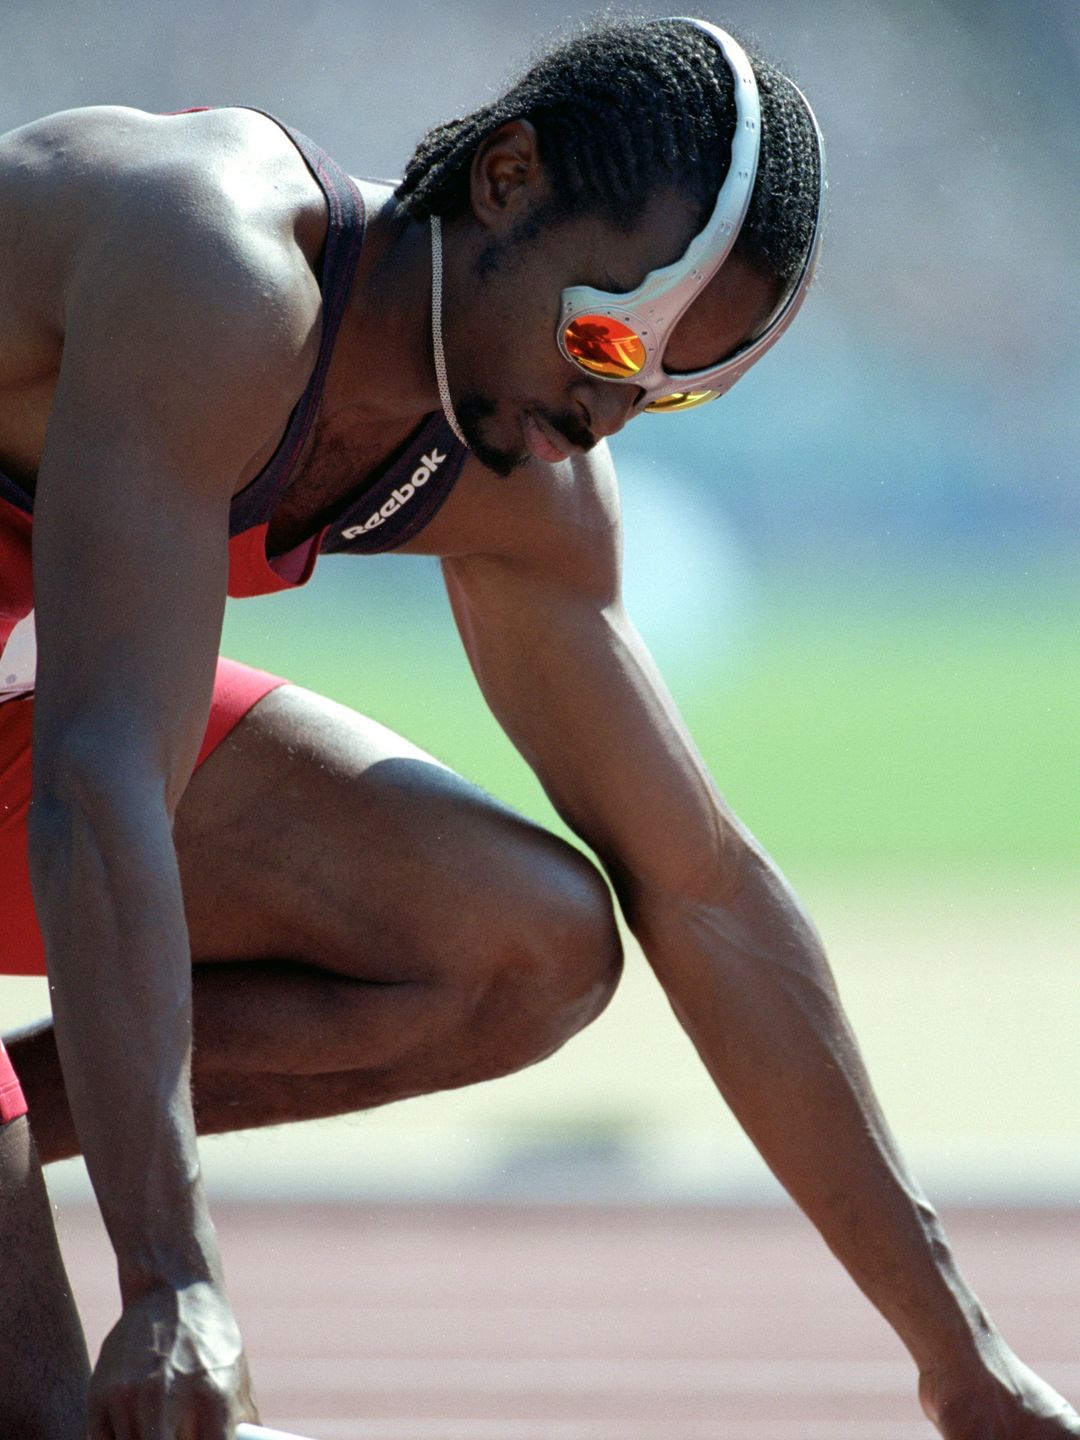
[{"left": 429, "top": 215, "right": 469, "bottom": 447}]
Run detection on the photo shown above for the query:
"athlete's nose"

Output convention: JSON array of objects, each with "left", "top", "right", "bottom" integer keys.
[{"left": 586, "top": 380, "right": 641, "bottom": 440}]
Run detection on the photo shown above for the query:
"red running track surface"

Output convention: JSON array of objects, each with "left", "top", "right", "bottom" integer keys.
[{"left": 54, "top": 1202, "right": 1080, "bottom": 1440}]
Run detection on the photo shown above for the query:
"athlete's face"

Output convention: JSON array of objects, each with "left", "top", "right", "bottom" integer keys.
[{"left": 447, "top": 145, "right": 783, "bottom": 476}]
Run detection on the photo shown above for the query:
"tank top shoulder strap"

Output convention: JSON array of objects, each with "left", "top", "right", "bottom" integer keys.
[{"left": 227, "top": 111, "right": 366, "bottom": 536}]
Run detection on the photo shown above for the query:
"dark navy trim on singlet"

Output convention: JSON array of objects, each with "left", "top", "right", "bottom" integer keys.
[
  {"left": 0, "top": 466, "right": 31, "bottom": 522},
  {"left": 318, "top": 413, "right": 468, "bottom": 555}
]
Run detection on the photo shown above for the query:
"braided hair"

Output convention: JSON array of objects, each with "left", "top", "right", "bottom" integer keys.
[{"left": 394, "top": 16, "right": 821, "bottom": 288}]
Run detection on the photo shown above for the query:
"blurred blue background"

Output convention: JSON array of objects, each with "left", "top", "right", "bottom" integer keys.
[{"left": 2, "top": 0, "right": 1078, "bottom": 1202}]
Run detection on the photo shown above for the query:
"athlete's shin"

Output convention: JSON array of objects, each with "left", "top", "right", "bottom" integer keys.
[{"left": 0, "top": 1114, "right": 90, "bottom": 1436}]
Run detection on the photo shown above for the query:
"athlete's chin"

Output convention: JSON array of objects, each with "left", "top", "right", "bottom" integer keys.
[
  {"left": 474, "top": 442, "right": 530, "bottom": 480},
  {"left": 456, "top": 394, "right": 529, "bottom": 478}
]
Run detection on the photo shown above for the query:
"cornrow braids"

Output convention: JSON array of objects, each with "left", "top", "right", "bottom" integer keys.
[{"left": 394, "top": 16, "right": 821, "bottom": 289}]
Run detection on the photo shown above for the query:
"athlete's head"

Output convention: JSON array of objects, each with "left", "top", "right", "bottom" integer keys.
[{"left": 395, "top": 16, "right": 823, "bottom": 474}]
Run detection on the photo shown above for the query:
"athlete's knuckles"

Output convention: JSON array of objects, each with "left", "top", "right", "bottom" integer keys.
[
  {"left": 190, "top": 1396, "right": 233, "bottom": 1440},
  {"left": 86, "top": 1401, "right": 113, "bottom": 1439},
  {"left": 196, "top": 1376, "right": 234, "bottom": 1413}
]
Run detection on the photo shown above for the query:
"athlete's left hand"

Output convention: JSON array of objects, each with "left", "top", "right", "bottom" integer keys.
[{"left": 920, "top": 1336, "right": 1080, "bottom": 1437}]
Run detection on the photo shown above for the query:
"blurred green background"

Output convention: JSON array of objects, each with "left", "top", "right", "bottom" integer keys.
[
  {"left": 214, "top": 552, "right": 1080, "bottom": 879},
  {"left": 2, "top": 0, "right": 1077, "bottom": 1203}
]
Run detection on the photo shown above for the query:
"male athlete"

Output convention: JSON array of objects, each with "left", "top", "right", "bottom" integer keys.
[{"left": 1, "top": 15, "right": 1077, "bottom": 1440}]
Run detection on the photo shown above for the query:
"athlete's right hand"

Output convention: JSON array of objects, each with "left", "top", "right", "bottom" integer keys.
[{"left": 87, "top": 1279, "right": 256, "bottom": 1439}]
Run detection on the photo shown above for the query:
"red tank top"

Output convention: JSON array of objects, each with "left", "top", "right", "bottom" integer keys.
[{"left": 0, "top": 109, "right": 470, "bottom": 686}]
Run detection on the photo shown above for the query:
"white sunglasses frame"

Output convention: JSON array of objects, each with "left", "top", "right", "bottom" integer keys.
[{"left": 556, "top": 16, "right": 825, "bottom": 413}]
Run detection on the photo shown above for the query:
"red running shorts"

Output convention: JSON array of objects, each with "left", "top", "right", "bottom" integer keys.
[
  {"left": 0, "top": 1038, "right": 24, "bottom": 1124},
  {"left": 0, "top": 656, "right": 286, "bottom": 1124},
  {"left": 0, "top": 656, "right": 287, "bottom": 981}
]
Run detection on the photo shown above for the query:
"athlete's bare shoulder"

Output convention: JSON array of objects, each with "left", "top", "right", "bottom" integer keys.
[{"left": 0, "top": 106, "right": 327, "bottom": 483}]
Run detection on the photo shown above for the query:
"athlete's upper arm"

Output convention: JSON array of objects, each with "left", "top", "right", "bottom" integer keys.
[
  {"left": 442, "top": 449, "right": 735, "bottom": 903},
  {"left": 31, "top": 179, "right": 313, "bottom": 810}
]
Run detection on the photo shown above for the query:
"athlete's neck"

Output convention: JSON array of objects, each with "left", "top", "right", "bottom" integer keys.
[{"left": 320, "top": 182, "right": 440, "bottom": 430}]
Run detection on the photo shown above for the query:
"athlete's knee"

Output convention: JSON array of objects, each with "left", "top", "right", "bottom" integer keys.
[
  {"left": 535, "top": 843, "right": 623, "bottom": 1025},
  {"left": 474, "top": 840, "right": 623, "bottom": 1073}
]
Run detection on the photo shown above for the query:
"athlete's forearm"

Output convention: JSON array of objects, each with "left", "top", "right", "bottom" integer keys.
[
  {"left": 620, "top": 846, "right": 990, "bottom": 1376},
  {"left": 27, "top": 787, "right": 221, "bottom": 1301}
]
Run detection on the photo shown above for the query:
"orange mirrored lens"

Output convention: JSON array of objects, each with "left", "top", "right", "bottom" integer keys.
[
  {"left": 563, "top": 315, "right": 647, "bottom": 378},
  {"left": 644, "top": 389, "right": 721, "bottom": 413}
]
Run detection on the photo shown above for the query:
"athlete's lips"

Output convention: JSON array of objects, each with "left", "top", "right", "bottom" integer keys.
[{"left": 522, "top": 411, "right": 572, "bottom": 464}]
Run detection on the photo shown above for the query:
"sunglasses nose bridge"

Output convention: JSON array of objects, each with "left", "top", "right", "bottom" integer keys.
[{"left": 584, "top": 372, "right": 642, "bottom": 439}]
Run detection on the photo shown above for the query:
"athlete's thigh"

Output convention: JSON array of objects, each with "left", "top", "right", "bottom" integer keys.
[{"left": 175, "top": 683, "right": 602, "bottom": 978}]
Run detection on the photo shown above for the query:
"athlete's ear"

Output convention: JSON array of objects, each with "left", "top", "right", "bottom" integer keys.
[{"left": 468, "top": 120, "right": 544, "bottom": 231}]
